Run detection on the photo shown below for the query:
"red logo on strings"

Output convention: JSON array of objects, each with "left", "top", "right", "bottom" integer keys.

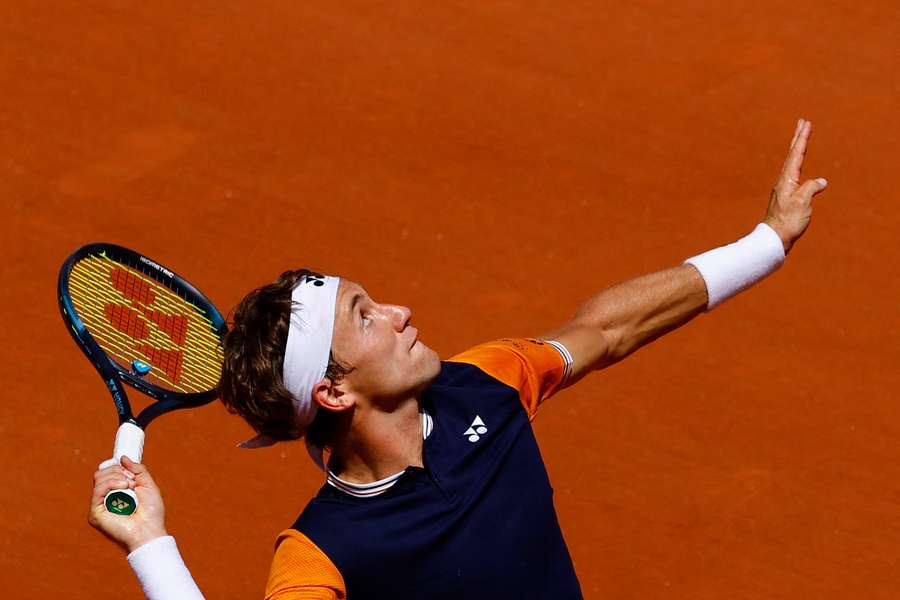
[{"left": 103, "top": 267, "right": 187, "bottom": 383}]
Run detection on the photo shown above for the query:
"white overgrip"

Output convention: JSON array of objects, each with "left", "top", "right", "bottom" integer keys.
[{"left": 98, "top": 422, "right": 145, "bottom": 469}]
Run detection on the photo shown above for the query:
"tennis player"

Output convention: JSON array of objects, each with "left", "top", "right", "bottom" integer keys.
[{"left": 90, "top": 119, "right": 827, "bottom": 599}]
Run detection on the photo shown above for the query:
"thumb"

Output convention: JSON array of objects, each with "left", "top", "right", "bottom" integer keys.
[
  {"left": 121, "top": 456, "right": 156, "bottom": 486},
  {"left": 797, "top": 177, "right": 828, "bottom": 200}
]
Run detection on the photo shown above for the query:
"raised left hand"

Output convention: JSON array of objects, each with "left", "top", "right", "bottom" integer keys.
[{"left": 763, "top": 119, "right": 828, "bottom": 255}]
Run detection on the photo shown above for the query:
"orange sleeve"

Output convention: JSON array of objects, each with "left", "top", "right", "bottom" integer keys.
[
  {"left": 447, "top": 338, "right": 571, "bottom": 418},
  {"left": 264, "top": 529, "right": 346, "bottom": 600}
]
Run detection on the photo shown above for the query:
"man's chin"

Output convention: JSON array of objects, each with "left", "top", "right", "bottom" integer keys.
[{"left": 416, "top": 349, "right": 442, "bottom": 389}]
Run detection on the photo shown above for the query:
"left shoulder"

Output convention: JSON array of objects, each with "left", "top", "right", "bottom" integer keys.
[
  {"left": 446, "top": 338, "right": 572, "bottom": 417},
  {"left": 449, "top": 337, "right": 571, "bottom": 373}
]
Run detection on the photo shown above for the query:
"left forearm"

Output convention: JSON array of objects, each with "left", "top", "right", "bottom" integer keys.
[
  {"left": 569, "top": 264, "right": 708, "bottom": 369},
  {"left": 542, "top": 265, "right": 707, "bottom": 384}
]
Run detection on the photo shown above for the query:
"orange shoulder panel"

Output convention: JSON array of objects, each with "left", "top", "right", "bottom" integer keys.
[
  {"left": 447, "top": 338, "right": 568, "bottom": 418},
  {"left": 265, "top": 529, "right": 346, "bottom": 600}
]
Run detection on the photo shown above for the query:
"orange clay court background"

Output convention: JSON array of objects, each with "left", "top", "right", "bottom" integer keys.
[{"left": 1, "top": 2, "right": 898, "bottom": 598}]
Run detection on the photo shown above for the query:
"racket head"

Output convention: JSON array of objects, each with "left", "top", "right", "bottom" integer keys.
[{"left": 58, "top": 243, "right": 227, "bottom": 422}]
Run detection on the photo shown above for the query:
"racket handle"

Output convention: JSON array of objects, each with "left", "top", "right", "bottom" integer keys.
[{"left": 98, "top": 422, "right": 145, "bottom": 515}]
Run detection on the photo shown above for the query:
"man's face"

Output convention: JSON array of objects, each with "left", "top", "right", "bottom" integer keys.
[{"left": 328, "top": 279, "right": 441, "bottom": 405}]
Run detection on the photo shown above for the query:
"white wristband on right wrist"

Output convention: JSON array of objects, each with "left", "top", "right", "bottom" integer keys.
[
  {"left": 684, "top": 223, "right": 785, "bottom": 310},
  {"left": 127, "top": 535, "right": 205, "bottom": 600}
]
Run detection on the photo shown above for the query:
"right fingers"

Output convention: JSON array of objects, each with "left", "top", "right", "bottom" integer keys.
[
  {"left": 94, "top": 464, "right": 134, "bottom": 481},
  {"left": 93, "top": 466, "right": 135, "bottom": 490},
  {"left": 90, "top": 475, "right": 134, "bottom": 509},
  {"left": 120, "top": 456, "right": 157, "bottom": 488}
]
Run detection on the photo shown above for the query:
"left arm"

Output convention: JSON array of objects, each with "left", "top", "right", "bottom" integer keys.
[
  {"left": 541, "top": 263, "right": 706, "bottom": 385},
  {"left": 542, "top": 118, "right": 828, "bottom": 386}
]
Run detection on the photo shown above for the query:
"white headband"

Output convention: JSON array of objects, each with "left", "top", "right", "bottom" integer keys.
[
  {"left": 238, "top": 274, "right": 340, "bottom": 470},
  {"left": 283, "top": 274, "right": 340, "bottom": 430}
]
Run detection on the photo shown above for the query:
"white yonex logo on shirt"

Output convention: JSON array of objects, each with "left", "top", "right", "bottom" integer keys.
[{"left": 464, "top": 415, "right": 488, "bottom": 442}]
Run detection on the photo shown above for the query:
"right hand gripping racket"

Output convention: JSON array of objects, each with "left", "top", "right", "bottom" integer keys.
[{"left": 58, "top": 243, "right": 227, "bottom": 515}]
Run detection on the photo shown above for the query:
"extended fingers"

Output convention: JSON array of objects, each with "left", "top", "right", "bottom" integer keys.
[
  {"left": 780, "top": 119, "right": 812, "bottom": 184},
  {"left": 789, "top": 118, "right": 803, "bottom": 148}
]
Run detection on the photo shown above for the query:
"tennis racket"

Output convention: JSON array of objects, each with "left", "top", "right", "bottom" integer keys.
[{"left": 58, "top": 243, "right": 227, "bottom": 515}]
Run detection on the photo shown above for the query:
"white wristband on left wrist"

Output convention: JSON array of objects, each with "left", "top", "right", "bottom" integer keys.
[{"left": 684, "top": 223, "right": 785, "bottom": 310}]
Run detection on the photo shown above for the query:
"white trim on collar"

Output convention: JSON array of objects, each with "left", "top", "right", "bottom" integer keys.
[{"left": 326, "top": 407, "right": 432, "bottom": 498}]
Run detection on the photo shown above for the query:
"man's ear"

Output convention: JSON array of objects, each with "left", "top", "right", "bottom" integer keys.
[{"left": 310, "top": 378, "right": 354, "bottom": 413}]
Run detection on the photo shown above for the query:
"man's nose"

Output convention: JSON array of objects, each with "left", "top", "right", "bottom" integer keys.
[{"left": 385, "top": 304, "right": 412, "bottom": 330}]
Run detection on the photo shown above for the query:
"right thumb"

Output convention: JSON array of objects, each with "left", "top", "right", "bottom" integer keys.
[{"left": 121, "top": 456, "right": 147, "bottom": 475}]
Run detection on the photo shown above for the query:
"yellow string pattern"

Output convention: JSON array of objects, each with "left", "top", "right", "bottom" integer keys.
[{"left": 67, "top": 253, "right": 224, "bottom": 393}]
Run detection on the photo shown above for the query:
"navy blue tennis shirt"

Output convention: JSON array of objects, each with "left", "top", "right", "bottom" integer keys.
[{"left": 265, "top": 338, "right": 584, "bottom": 599}]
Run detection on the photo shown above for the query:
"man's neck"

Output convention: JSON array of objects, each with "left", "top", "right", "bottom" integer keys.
[{"left": 329, "top": 395, "right": 424, "bottom": 483}]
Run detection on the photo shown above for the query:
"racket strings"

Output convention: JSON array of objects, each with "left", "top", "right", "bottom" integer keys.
[
  {"left": 73, "top": 259, "right": 223, "bottom": 372},
  {"left": 109, "top": 268, "right": 189, "bottom": 345},
  {"left": 68, "top": 277, "right": 219, "bottom": 392},
  {"left": 68, "top": 272, "right": 221, "bottom": 391},
  {"left": 67, "top": 254, "right": 223, "bottom": 393},
  {"left": 73, "top": 257, "right": 224, "bottom": 354},
  {"left": 77, "top": 258, "right": 221, "bottom": 329},
  {"left": 68, "top": 273, "right": 222, "bottom": 367}
]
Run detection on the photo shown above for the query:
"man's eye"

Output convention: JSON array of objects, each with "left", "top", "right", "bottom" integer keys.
[{"left": 361, "top": 315, "right": 371, "bottom": 327}]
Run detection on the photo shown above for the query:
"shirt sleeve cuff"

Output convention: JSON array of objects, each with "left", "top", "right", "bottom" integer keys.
[{"left": 544, "top": 339, "right": 574, "bottom": 386}]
